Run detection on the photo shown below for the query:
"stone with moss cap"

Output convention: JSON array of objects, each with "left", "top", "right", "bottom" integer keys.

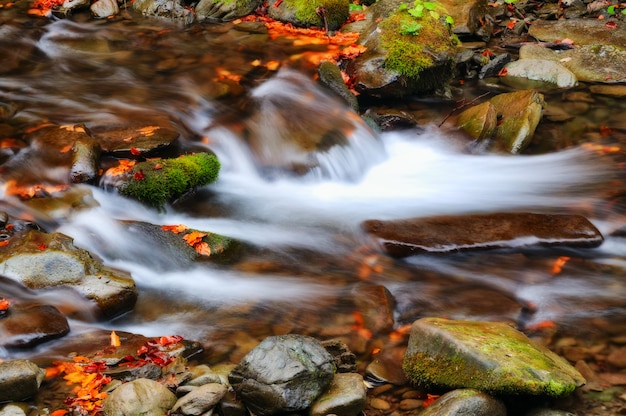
[
  {"left": 347, "top": 0, "right": 459, "bottom": 98},
  {"left": 267, "top": 0, "right": 349, "bottom": 30},
  {"left": 118, "top": 153, "right": 220, "bottom": 208},
  {"left": 402, "top": 318, "right": 585, "bottom": 397}
]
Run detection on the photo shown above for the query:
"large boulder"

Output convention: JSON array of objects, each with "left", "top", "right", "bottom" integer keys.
[
  {"left": 362, "top": 212, "right": 603, "bottom": 256},
  {"left": 403, "top": 318, "right": 586, "bottom": 396},
  {"left": 347, "top": 0, "right": 459, "bottom": 98},
  {"left": 228, "top": 334, "right": 336, "bottom": 416}
]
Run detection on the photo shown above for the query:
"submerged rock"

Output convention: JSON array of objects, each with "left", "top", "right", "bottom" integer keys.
[
  {"left": 402, "top": 318, "right": 586, "bottom": 396},
  {"left": 362, "top": 212, "right": 603, "bottom": 256},
  {"left": 0, "top": 302, "right": 69, "bottom": 348},
  {"left": 419, "top": 389, "right": 506, "bottom": 416},
  {"left": 228, "top": 334, "right": 336, "bottom": 416}
]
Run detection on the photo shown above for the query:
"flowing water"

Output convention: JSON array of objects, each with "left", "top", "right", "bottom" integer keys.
[{"left": 1, "top": 5, "right": 626, "bottom": 372}]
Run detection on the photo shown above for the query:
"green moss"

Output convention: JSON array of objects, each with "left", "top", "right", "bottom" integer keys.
[
  {"left": 378, "top": 3, "right": 458, "bottom": 81},
  {"left": 119, "top": 153, "right": 220, "bottom": 207},
  {"left": 283, "top": 0, "right": 349, "bottom": 29}
]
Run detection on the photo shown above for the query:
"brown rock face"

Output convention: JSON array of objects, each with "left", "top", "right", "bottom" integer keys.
[{"left": 362, "top": 212, "right": 603, "bottom": 257}]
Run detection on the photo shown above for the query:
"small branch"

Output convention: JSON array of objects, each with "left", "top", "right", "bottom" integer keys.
[
  {"left": 438, "top": 91, "right": 491, "bottom": 128},
  {"left": 316, "top": 6, "right": 330, "bottom": 38}
]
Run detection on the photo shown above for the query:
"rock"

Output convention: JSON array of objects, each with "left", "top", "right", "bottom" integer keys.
[
  {"left": 589, "top": 84, "right": 626, "bottom": 97},
  {"left": 402, "top": 318, "right": 586, "bottom": 396},
  {"left": 362, "top": 212, "right": 603, "bottom": 256},
  {"left": 525, "top": 408, "right": 577, "bottom": 416},
  {"left": 457, "top": 101, "right": 497, "bottom": 140},
  {"left": 172, "top": 383, "right": 228, "bottom": 415},
  {"left": 419, "top": 389, "right": 506, "bottom": 416},
  {"left": 321, "top": 339, "right": 357, "bottom": 373},
  {"left": 347, "top": 0, "right": 459, "bottom": 98},
  {"left": 70, "top": 136, "right": 101, "bottom": 184},
  {"left": 488, "top": 89, "right": 545, "bottom": 153},
  {"left": 102, "top": 378, "right": 177, "bottom": 416},
  {"left": 267, "top": 0, "right": 349, "bottom": 30},
  {"left": 228, "top": 334, "right": 336, "bottom": 416},
  {"left": 0, "top": 404, "right": 28, "bottom": 416},
  {"left": 195, "top": 0, "right": 263, "bottom": 22},
  {"left": 439, "top": 0, "right": 499, "bottom": 40},
  {"left": 0, "top": 230, "right": 137, "bottom": 319},
  {"left": 310, "top": 373, "right": 367, "bottom": 416},
  {"left": 90, "top": 0, "right": 119, "bottom": 17},
  {"left": 351, "top": 283, "right": 396, "bottom": 334},
  {"left": 318, "top": 61, "right": 359, "bottom": 112},
  {"left": 479, "top": 53, "right": 511, "bottom": 79},
  {"left": 106, "top": 153, "right": 221, "bottom": 208},
  {"left": 91, "top": 120, "right": 180, "bottom": 154},
  {"left": 518, "top": 44, "right": 626, "bottom": 84},
  {"left": 0, "top": 360, "right": 46, "bottom": 402},
  {"left": 528, "top": 18, "right": 626, "bottom": 49},
  {"left": 0, "top": 302, "right": 69, "bottom": 348},
  {"left": 131, "top": 0, "right": 195, "bottom": 23},
  {"left": 503, "top": 59, "right": 578, "bottom": 88}
]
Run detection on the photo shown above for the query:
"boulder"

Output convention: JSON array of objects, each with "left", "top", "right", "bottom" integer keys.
[
  {"left": 172, "top": 383, "right": 228, "bottom": 415},
  {"left": 503, "top": 59, "right": 578, "bottom": 89},
  {"left": 228, "top": 334, "right": 336, "bottom": 416},
  {"left": 456, "top": 100, "right": 497, "bottom": 140},
  {"left": 528, "top": 18, "right": 626, "bottom": 49},
  {"left": 131, "top": 0, "right": 195, "bottom": 23},
  {"left": 402, "top": 318, "right": 586, "bottom": 396},
  {"left": 362, "top": 212, "right": 603, "bottom": 256},
  {"left": 0, "top": 360, "right": 46, "bottom": 402}
]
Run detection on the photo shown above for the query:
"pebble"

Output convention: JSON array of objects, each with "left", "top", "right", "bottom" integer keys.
[
  {"left": 399, "top": 399, "right": 422, "bottom": 410},
  {"left": 369, "top": 398, "right": 391, "bottom": 410}
]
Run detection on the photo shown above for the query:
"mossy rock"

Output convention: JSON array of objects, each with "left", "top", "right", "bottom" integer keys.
[
  {"left": 267, "top": 0, "right": 349, "bottom": 30},
  {"left": 195, "top": 0, "right": 263, "bottom": 22},
  {"left": 348, "top": 0, "right": 459, "bottom": 97},
  {"left": 118, "top": 153, "right": 220, "bottom": 207},
  {"left": 402, "top": 318, "right": 586, "bottom": 397}
]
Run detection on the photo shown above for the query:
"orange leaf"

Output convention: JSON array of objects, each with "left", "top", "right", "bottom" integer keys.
[
  {"left": 0, "top": 240, "right": 9, "bottom": 247},
  {"left": 0, "top": 298, "right": 9, "bottom": 311},
  {"left": 59, "top": 144, "right": 72, "bottom": 153},
  {"left": 50, "top": 410, "right": 68, "bottom": 416},
  {"left": 423, "top": 394, "right": 440, "bottom": 408},
  {"left": 161, "top": 224, "right": 189, "bottom": 233},
  {"left": 110, "top": 330, "right": 121, "bottom": 347},
  {"left": 183, "top": 231, "right": 207, "bottom": 246},
  {"left": 130, "top": 147, "right": 142, "bottom": 156},
  {"left": 194, "top": 241, "right": 212, "bottom": 256}
]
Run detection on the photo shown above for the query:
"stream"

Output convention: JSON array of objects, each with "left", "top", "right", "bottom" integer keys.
[{"left": 1, "top": 1, "right": 626, "bottom": 397}]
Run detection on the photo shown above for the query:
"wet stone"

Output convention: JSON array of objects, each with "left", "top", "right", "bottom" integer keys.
[
  {"left": 102, "top": 378, "right": 177, "bottom": 416},
  {"left": 362, "top": 212, "right": 603, "bottom": 256},
  {"left": 418, "top": 389, "right": 506, "bottom": 416},
  {"left": 0, "top": 360, "right": 46, "bottom": 402},
  {"left": 171, "top": 382, "right": 228, "bottom": 415},
  {"left": 402, "top": 318, "right": 586, "bottom": 397},
  {"left": 228, "top": 334, "right": 336, "bottom": 416},
  {"left": 310, "top": 373, "right": 367, "bottom": 416},
  {"left": 0, "top": 302, "right": 70, "bottom": 348}
]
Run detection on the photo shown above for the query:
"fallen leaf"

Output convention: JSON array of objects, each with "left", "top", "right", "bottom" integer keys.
[
  {"left": 183, "top": 231, "right": 207, "bottom": 246},
  {"left": 0, "top": 240, "right": 9, "bottom": 247},
  {"left": 194, "top": 241, "right": 212, "bottom": 256},
  {"left": 130, "top": 147, "right": 142, "bottom": 156},
  {"left": 110, "top": 331, "right": 121, "bottom": 347},
  {"left": 161, "top": 224, "right": 189, "bottom": 233}
]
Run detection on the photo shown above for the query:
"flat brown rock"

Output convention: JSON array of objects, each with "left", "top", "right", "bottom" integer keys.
[{"left": 362, "top": 212, "right": 603, "bottom": 256}]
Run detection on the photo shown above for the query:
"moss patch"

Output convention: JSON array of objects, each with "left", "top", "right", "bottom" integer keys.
[
  {"left": 378, "top": 3, "right": 458, "bottom": 81},
  {"left": 119, "top": 153, "right": 220, "bottom": 207}
]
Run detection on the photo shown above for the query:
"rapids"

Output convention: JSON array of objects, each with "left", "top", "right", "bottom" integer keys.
[{"left": 1, "top": 10, "right": 625, "bottom": 366}]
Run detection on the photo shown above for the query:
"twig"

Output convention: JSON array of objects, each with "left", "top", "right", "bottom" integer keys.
[
  {"left": 438, "top": 91, "right": 491, "bottom": 128},
  {"left": 316, "top": 6, "right": 330, "bottom": 38}
]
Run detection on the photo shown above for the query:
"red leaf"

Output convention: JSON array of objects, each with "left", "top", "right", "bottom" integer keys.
[
  {"left": 130, "top": 147, "right": 141, "bottom": 156},
  {"left": 606, "top": 20, "right": 618, "bottom": 29},
  {"left": 497, "top": 67, "right": 508, "bottom": 76},
  {"left": 134, "top": 171, "right": 145, "bottom": 181}
]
